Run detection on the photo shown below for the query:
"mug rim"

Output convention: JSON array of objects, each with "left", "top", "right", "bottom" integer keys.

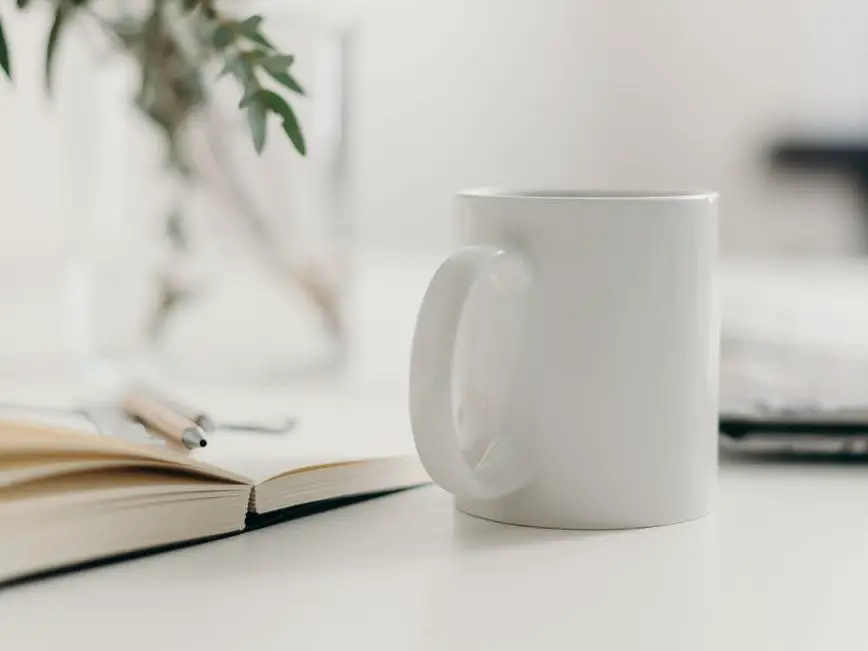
[{"left": 458, "top": 188, "right": 718, "bottom": 201}]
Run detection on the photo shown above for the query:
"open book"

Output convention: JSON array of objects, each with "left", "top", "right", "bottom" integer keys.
[{"left": 0, "top": 404, "right": 429, "bottom": 584}]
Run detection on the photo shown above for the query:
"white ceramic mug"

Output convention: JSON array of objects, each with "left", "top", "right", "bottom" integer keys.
[{"left": 410, "top": 189, "right": 719, "bottom": 529}]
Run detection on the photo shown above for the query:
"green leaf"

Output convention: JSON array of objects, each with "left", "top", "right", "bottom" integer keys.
[
  {"left": 265, "top": 69, "right": 305, "bottom": 96},
  {"left": 247, "top": 99, "right": 267, "bottom": 154},
  {"left": 212, "top": 24, "right": 232, "bottom": 48},
  {"left": 240, "top": 15, "right": 264, "bottom": 30},
  {"left": 242, "top": 90, "right": 305, "bottom": 155},
  {"left": 240, "top": 30, "right": 274, "bottom": 50},
  {"left": 281, "top": 111, "right": 306, "bottom": 156},
  {"left": 45, "top": 5, "right": 70, "bottom": 92},
  {"left": 260, "top": 54, "right": 294, "bottom": 74},
  {"left": 16, "top": 0, "right": 31, "bottom": 9},
  {"left": 220, "top": 52, "right": 248, "bottom": 81},
  {"left": 255, "top": 90, "right": 306, "bottom": 155},
  {"left": 253, "top": 90, "right": 288, "bottom": 119},
  {"left": 233, "top": 17, "right": 275, "bottom": 50},
  {"left": 238, "top": 87, "right": 257, "bottom": 108},
  {"left": 0, "top": 18, "right": 10, "bottom": 80}
]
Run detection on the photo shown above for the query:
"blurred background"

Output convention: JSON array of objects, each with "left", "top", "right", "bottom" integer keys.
[{"left": 1, "top": 0, "right": 868, "bottom": 393}]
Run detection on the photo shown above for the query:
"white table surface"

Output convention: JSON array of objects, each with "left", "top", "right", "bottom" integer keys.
[{"left": 4, "top": 253, "right": 868, "bottom": 650}]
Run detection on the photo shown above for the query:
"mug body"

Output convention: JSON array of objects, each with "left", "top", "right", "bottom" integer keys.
[{"left": 451, "top": 189, "right": 719, "bottom": 529}]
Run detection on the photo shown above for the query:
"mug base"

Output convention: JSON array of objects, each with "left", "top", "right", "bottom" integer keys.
[{"left": 455, "top": 498, "right": 711, "bottom": 531}]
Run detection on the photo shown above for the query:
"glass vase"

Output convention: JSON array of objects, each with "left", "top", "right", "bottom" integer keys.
[{"left": 75, "top": 8, "right": 351, "bottom": 384}]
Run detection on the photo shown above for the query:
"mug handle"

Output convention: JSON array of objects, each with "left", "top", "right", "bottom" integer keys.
[{"left": 410, "top": 245, "right": 533, "bottom": 500}]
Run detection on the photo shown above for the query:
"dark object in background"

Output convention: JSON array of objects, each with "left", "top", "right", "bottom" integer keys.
[
  {"left": 720, "top": 411, "right": 868, "bottom": 455},
  {"left": 770, "top": 138, "right": 868, "bottom": 249}
]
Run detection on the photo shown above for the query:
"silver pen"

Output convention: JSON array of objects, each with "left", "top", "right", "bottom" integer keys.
[{"left": 122, "top": 389, "right": 207, "bottom": 450}]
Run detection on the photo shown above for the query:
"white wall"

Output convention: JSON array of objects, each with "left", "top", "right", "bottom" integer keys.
[
  {"left": 347, "top": 0, "right": 868, "bottom": 252},
  {"left": 0, "top": 3, "right": 96, "bottom": 263},
  {"left": 2, "top": 0, "right": 868, "bottom": 259}
]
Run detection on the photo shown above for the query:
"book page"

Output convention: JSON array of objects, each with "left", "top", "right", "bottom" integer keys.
[
  {"left": 0, "top": 408, "right": 249, "bottom": 486},
  {"left": 192, "top": 394, "right": 418, "bottom": 484},
  {"left": 0, "top": 394, "right": 419, "bottom": 487},
  {"left": 0, "top": 405, "right": 97, "bottom": 436}
]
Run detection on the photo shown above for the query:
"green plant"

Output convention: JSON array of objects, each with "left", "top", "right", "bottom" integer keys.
[
  {"left": 0, "top": 0, "right": 306, "bottom": 160},
  {"left": 0, "top": 0, "right": 323, "bottom": 343}
]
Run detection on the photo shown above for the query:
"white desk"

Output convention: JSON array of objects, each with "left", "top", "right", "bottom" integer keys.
[{"left": 3, "top": 255, "right": 868, "bottom": 650}]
